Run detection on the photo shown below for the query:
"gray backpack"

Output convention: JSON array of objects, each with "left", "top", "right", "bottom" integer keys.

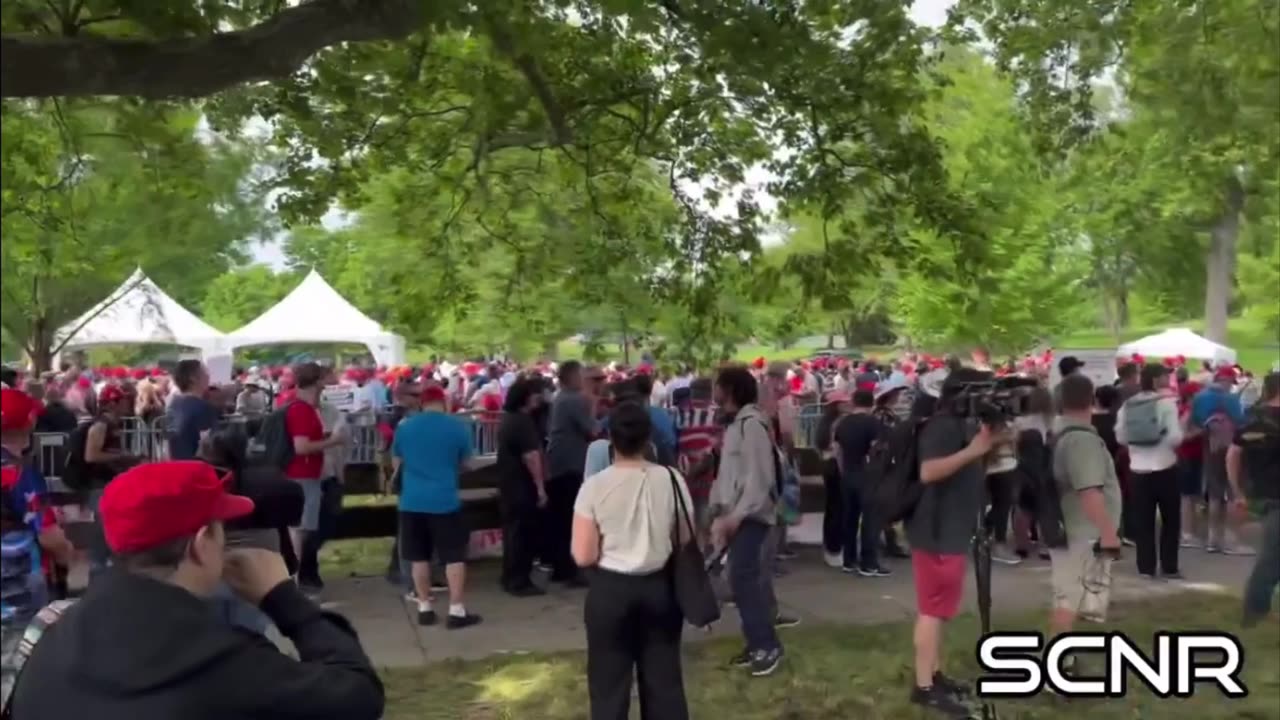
[{"left": 1123, "top": 396, "right": 1166, "bottom": 447}]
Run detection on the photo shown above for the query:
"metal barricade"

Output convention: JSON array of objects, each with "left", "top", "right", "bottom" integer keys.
[
  {"left": 795, "top": 403, "right": 823, "bottom": 449},
  {"left": 343, "top": 412, "right": 382, "bottom": 465},
  {"left": 31, "top": 432, "right": 70, "bottom": 491},
  {"left": 464, "top": 412, "right": 500, "bottom": 457}
]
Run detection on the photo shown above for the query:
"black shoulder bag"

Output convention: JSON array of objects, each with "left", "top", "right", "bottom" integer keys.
[{"left": 665, "top": 467, "right": 721, "bottom": 628}]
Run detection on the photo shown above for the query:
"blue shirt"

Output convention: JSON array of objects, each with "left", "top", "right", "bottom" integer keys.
[
  {"left": 392, "top": 411, "right": 473, "bottom": 513},
  {"left": 1, "top": 448, "right": 48, "bottom": 626},
  {"left": 1190, "top": 386, "right": 1245, "bottom": 428},
  {"left": 647, "top": 405, "right": 678, "bottom": 462}
]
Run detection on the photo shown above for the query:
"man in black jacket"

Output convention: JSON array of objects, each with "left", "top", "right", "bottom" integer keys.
[{"left": 9, "top": 460, "right": 384, "bottom": 720}]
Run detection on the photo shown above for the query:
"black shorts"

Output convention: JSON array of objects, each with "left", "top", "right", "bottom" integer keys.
[{"left": 399, "top": 511, "right": 469, "bottom": 565}]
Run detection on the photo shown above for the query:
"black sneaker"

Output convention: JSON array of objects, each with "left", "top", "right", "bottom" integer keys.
[
  {"left": 858, "top": 566, "right": 893, "bottom": 578},
  {"left": 841, "top": 564, "right": 860, "bottom": 574},
  {"left": 776, "top": 547, "right": 799, "bottom": 561},
  {"left": 749, "top": 647, "right": 783, "bottom": 677},
  {"left": 505, "top": 584, "right": 547, "bottom": 598},
  {"left": 885, "top": 545, "right": 912, "bottom": 559},
  {"left": 446, "top": 613, "right": 483, "bottom": 630},
  {"left": 934, "top": 671, "right": 972, "bottom": 699},
  {"left": 417, "top": 609, "right": 438, "bottom": 626},
  {"left": 728, "top": 648, "right": 752, "bottom": 668},
  {"left": 910, "top": 685, "right": 971, "bottom": 717},
  {"left": 297, "top": 575, "right": 324, "bottom": 593},
  {"left": 774, "top": 614, "right": 801, "bottom": 628},
  {"left": 1163, "top": 571, "right": 1184, "bottom": 580}
]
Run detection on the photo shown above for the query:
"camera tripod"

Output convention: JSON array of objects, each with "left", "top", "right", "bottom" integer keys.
[{"left": 971, "top": 509, "right": 1001, "bottom": 720}]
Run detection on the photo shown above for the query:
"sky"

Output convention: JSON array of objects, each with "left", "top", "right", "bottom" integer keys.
[{"left": 251, "top": 0, "right": 957, "bottom": 268}]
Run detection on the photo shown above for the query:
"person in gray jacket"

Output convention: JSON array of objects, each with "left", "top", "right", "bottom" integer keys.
[{"left": 709, "top": 366, "right": 784, "bottom": 677}]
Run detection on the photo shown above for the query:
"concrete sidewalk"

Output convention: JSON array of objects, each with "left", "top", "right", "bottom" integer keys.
[{"left": 310, "top": 545, "right": 1258, "bottom": 668}]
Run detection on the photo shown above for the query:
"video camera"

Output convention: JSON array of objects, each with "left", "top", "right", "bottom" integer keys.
[{"left": 942, "top": 373, "right": 1040, "bottom": 426}]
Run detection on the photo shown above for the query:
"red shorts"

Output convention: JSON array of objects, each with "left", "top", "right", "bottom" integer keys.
[{"left": 912, "top": 550, "right": 967, "bottom": 620}]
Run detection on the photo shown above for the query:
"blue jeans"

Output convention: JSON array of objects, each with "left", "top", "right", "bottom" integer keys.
[
  {"left": 210, "top": 582, "right": 272, "bottom": 635},
  {"left": 1244, "top": 504, "right": 1280, "bottom": 622},
  {"left": 87, "top": 489, "right": 111, "bottom": 583},
  {"left": 842, "top": 472, "right": 880, "bottom": 571},
  {"left": 728, "top": 519, "right": 781, "bottom": 653}
]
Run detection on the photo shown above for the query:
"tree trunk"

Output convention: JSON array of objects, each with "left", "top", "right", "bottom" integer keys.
[
  {"left": 1101, "top": 295, "right": 1118, "bottom": 343},
  {"left": 1117, "top": 285, "right": 1130, "bottom": 331},
  {"left": 25, "top": 317, "right": 53, "bottom": 374},
  {"left": 1204, "top": 176, "right": 1244, "bottom": 344}
]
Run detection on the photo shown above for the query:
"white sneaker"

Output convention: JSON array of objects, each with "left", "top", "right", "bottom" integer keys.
[
  {"left": 990, "top": 545, "right": 1023, "bottom": 566},
  {"left": 1223, "top": 545, "right": 1257, "bottom": 557},
  {"left": 1179, "top": 535, "right": 1202, "bottom": 549},
  {"left": 823, "top": 551, "right": 843, "bottom": 569}
]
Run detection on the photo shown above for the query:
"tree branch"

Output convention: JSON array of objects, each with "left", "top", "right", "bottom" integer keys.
[{"left": 0, "top": 0, "right": 426, "bottom": 98}]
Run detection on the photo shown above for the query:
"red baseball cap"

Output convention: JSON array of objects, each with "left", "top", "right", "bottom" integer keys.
[
  {"left": 99, "top": 385, "right": 126, "bottom": 404},
  {"left": 422, "top": 385, "right": 448, "bottom": 405},
  {"left": 100, "top": 461, "right": 254, "bottom": 554},
  {"left": 0, "top": 388, "right": 43, "bottom": 432},
  {"left": 1213, "top": 366, "right": 1237, "bottom": 383}
]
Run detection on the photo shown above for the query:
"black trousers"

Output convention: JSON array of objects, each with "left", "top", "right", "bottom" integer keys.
[
  {"left": 298, "top": 477, "right": 344, "bottom": 582},
  {"left": 500, "top": 484, "right": 540, "bottom": 591},
  {"left": 984, "top": 471, "right": 1019, "bottom": 543},
  {"left": 821, "top": 458, "right": 843, "bottom": 555},
  {"left": 547, "top": 472, "right": 584, "bottom": 581},
  {"left": 1130, "top": 466, "right": 1181, "bottom": 575},
  {"left": 585, "top": 567, "right": 689, "bottom": 720}
]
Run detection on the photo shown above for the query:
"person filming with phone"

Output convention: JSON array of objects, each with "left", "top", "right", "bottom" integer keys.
[{"left": 7, "top": 461, "right": 384, "bottom": 720}]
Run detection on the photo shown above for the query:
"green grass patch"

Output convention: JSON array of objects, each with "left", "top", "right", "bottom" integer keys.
[
  {"left": 320, "top": 537, "right": 395, "bottom": 579},
  {"left": 380, "top": 593, "right": 1277, "bottom": 720}
]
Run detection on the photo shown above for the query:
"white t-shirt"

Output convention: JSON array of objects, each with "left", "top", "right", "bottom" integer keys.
[{"left": 574, "top": 463, "right": 693, "bottom": 575}]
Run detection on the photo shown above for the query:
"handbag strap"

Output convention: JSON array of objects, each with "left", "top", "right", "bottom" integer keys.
[{"left": 665, "top": 466, "right": 695, "bottom": 545}]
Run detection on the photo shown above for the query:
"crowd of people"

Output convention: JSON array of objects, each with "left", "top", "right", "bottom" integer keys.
[{"left": 0, "top": 345, "right": 1276, "bottom": 720}]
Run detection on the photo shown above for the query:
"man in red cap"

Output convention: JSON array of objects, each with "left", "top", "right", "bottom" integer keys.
[
  {"left": 1, "top": 390, "right": 73, "bottom": 642},
  {"left": 8, "top": 461, "right": 384, "bottom": 719}
]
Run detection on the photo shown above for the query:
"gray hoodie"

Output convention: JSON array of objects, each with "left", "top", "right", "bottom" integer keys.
[{"left": 710, "top": 403, "right": 778, "bottom": 525}]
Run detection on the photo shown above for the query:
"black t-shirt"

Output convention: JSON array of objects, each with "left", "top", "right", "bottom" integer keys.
[
  {"left": 834, "top": 412, "right": 881, "bottom": 478},
  {"left": 906, "top": 414, "right": 984, "bottom": 555},
  {"left": 497, "top": 411, "right": 542, "bottom": 499},
  {"left": 1237, "top": 405, "right": 1280, "bottom": 501},
  {"left": 1091, "top": 411, "right": 1120, "bottom": 459},
  {"left": 34, "top": 402, "right": 78, "bottom": 434}
]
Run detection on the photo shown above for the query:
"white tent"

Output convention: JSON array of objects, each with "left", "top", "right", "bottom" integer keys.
[
  {"left": 226, "top": 270, "right": 406, "bottom": 366},
  {"left": 1116, "top": 328, "right": 1237, "bottom": 365},
  {"left": 55, "top": 268, "right": 228, "bottom": 361}
]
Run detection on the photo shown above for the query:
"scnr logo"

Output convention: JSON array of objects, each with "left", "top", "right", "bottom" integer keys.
[{"left": 976, "top": 631, "right": 1249, "bottom": 699}]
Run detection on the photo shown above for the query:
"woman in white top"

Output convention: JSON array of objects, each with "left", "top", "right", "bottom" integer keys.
[{"left": 571, "top": 402, "right": 693, "bottom": 720}]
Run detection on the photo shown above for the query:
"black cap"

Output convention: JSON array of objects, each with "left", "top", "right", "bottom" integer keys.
[{"left": 1058, "top": 356, "right": 1086, "bottom": 376}]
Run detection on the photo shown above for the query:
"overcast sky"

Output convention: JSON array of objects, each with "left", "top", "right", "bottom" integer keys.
[{"left": 251, "top": 0, "right": 956, "bottom": 268}]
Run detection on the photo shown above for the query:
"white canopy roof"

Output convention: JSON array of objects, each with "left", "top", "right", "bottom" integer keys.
[
  {"left": 55, "top": 268, "right": 226, "bottom": 354},
  {"left": 226, "top": 270, "right": 406, "bottom": 366},
  {"left": 1116, "top": 328, "right": 1237, "bottom": 364}
]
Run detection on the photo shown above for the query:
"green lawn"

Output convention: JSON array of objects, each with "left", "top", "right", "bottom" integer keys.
[{"left": 378, "top": 593, "right": 1278, "bottom": 720}]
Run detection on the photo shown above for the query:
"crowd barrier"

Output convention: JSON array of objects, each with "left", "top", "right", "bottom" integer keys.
[{"left": 30, "top": 409, "right": 504, "bottom": 488}]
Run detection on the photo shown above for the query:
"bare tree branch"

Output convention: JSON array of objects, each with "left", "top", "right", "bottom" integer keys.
[{"left": 0, "top": 0, "right": 426, "bottom": 98}]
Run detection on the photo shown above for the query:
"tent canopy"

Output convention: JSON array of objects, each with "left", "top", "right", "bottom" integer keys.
[
  {"left": 1116, "top": 328, "right": 1237, "bottom": 365},
  {"left": 55, "top": 268, "right": 226, "bottom": 354},
  {"left": 227, "top": 270, "right": 406, "bottom": 366}
]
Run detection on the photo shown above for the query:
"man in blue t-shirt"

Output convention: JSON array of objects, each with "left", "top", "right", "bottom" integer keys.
[
  {"left": 392, "top": 385, "right": 482, "bottom": 630},
  {"left": 166, "top": 360, "right": 220, "bottom": 461},
  {"left": 1191, "top": 367, "right": 1249, "bottom": 553}
]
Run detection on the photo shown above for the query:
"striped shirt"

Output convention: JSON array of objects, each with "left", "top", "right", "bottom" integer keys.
[{"left": 674, "top": 402, "right": 720, "bottom": 498}]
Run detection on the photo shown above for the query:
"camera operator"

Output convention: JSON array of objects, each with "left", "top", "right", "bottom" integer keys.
[
  {"left": 908, "top": 368, "right": 999, "bottom": 717},
  {"left": 1049, "top": 374, "right": 1122, "bottom": 640}
]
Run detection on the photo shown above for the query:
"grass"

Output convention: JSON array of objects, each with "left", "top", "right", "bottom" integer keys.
[{"left": 378, "top": 592, "right": 1278, "bottom": 720}]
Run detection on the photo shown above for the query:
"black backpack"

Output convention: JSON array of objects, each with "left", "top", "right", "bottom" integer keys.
[
  {"left": 866, "top": 417, "right": 926, "bottom": 524},
  {"left": 60, "top": 422, "right": 94, "bottom": 492},
  {"left": 256, "top": 402, "right": 297, "bottom": 471},
  {"left": 1021, "top": 427, "right": 1067, "bottom": 549}
]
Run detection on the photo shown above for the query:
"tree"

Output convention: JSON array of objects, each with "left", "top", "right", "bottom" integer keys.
[
  {"left": 0, "top": 100, "right": 271, "bottom": 371},
  {"left": 200, "top": 265, "right": 297, "bottom": 332},
  {"left": 952, "top": 0, "right": 1280, "bottom": 342},
  {"left": 887, "top": 47, "right": 1089, "bottom": 353}
]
